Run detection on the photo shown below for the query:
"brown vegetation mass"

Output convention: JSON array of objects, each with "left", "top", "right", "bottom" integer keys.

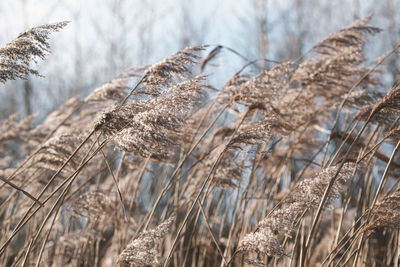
[{"left": 1, "top": 15, "right": 400, "bottom": 266}]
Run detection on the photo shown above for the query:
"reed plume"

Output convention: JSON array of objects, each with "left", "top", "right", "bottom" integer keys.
[{"left": 0, "top": 21, "right": 69, "bottom": 83}]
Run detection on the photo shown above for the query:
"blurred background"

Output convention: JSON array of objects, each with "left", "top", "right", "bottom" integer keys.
[{"left": 0, "top": 0, "right": 399, "bottom": 121}]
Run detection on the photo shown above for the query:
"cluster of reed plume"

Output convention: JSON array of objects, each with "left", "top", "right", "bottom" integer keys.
[{"left": 1, "top": 15, "right": 400, "bottom": 266}]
